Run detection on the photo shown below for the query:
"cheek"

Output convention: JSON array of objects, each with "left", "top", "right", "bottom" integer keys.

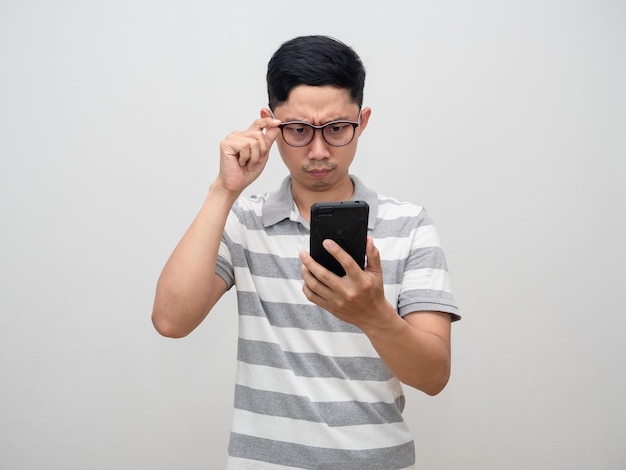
[
  {"left": 276, "top": 141, "right": 291, "bottom": 162},
  {"left": 275, "top": 138, "right": 287, "bottom": 155},
  {"left": 335, "top": 146, "right": 357, "bottom": 165},
  {"left": 277, "top": 141, "right": 305, "bottom": 162},
  {"left": 277, "top": 147, "right": 301, "bottom": 171}
]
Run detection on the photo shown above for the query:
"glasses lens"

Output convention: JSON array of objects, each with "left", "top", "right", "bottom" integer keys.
[
  {"left": 322, "top": 122, "right": 356, "bottom": 146},
  {"left": 280, "top": 120, "right": 358, "bottom": 147},
  {"left": 282, "top": 123, "right": 314, "bottom": 146}
]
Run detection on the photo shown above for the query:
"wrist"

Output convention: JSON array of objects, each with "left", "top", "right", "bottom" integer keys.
[
  {"left": 209, "top": 178, "right": 242, "bottom": 205},
  {"left": 358, "top": 301, "right": 404, "bottom": 339}
]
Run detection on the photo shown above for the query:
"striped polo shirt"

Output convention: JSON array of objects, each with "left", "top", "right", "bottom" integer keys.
[{"left": 216, "top": 175, "right": 459, "bottom": 470}]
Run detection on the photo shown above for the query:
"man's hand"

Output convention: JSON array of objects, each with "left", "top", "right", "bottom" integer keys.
[
  {"left": 300, "top": 236, "right": 452, "bottom": 394},
  {"left": 300, "top": 236, "right": 394, "bottom": 331},
  {"left": 216, "top": 116, "right": 281, "bottom": 196}
]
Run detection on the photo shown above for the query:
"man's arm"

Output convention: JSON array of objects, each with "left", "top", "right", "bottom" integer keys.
[
  {"left": 152, "top": 185, "right": 237, "bottom": 338},
  {"left": 300, "top": 237, "right": 452, "bottom": 395},
  {"left": 361, "top": 309, "right": 451, "bottom": 396},
  {"left": 152, "top": 116, "right": 281, "bottom": 338}
]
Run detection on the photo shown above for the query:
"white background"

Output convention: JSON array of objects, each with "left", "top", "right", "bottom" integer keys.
[{"left": 1, "top": 1, "right": 625, "bottom": 469}]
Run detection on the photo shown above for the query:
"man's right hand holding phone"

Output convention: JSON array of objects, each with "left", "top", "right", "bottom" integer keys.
[{"left": 299, "top": 236, "right": 390, "bottom": 332}]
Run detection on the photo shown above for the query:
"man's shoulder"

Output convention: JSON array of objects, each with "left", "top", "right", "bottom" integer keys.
[
  {"left": 376, "top": 193, "right": 426, "bottom": 219},
  {"left": 230, "top": 193, "right": 268, "bottom": 220},
  {"left": 235, "top": 192, "right": 271, "bottom": 208}
]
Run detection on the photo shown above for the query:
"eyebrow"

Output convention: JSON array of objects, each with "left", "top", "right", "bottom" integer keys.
[
  {"left": 282, "top": 116, "right": 354, "bottom": 125},
  {"left": 270, "top": 110, "right": 357, "bottom": 125}
]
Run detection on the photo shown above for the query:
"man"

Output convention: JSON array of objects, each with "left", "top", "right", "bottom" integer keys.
[{"left": 152, "top": 35, "right": 460, "bottom": 470}]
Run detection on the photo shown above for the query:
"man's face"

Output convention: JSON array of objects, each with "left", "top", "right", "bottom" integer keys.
[{"left": 265, "top": 85, "right": 371, "bottom": 196}]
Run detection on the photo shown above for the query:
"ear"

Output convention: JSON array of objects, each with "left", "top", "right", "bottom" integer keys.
[
  {"left": 357, "top": 107, "right": 372, "bottom": 135},
  {"left": 260, "top": 108, "right": 273, "bottom": 119}
]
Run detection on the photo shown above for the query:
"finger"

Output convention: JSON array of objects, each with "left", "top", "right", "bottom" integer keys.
[
  {"left": 247, "top": 131, "right": 274, "bottom": 171},
  {"left": 248, "top": 117, "right": 281, "bottom": 134},
  {"left": 299, "top": 250, "right": 335, "bottom": 290},
  {"left": 244, "top": 119, "right": 280, "bottom": 163},
  {"left": 300, "top": 262, "right": 332, "bottom": 305},
  {"left": 245, "top": 144, "right": 258, "bottom": 169},
  {"left": 321, "top": 239, "right": 361, "bottom": 276},
  {"left": 252, "top": 116, "right": 281, "bottom": 147},
  {"left": 249, "top": 116, "right": 281, "bottom": 129},
  {"left": 232, "top": 134, "right": 265, "bottom": 170},
  {"left": 264, "top": 126, "right": 281, "bottom": 145},
  {"left": 236, "top": 140, "right": 253, "bottom": 167}
]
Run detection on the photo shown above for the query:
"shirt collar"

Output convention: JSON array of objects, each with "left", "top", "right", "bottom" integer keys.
[{"left": 262, "top": 175, "right": 378, "bottom": 230}]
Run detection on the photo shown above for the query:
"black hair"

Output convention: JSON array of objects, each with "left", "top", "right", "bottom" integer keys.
[{"left": 266, "top": 35, "right": 366, "bottom": 110}]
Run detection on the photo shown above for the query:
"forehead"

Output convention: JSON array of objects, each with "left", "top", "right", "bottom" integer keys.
[{"left": 275, "top": 85, "right": 359, "bottom": 122}]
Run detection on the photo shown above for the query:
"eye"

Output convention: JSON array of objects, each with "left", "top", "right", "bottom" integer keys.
[
  {"left": 282, "top": 123, "right": 313, "bottom": 142},
  {"left": 284, "top": 123, "right": 309, "bottom": 132},
  {"left": 327, "top": 123, "right": 349, "bottom": 134}
]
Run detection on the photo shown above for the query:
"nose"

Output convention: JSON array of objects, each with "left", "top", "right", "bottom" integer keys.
[{"left": 306, "top": 129, "right": 331, "bottom": 160}]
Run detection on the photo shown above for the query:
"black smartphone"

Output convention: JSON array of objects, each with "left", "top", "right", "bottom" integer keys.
[{"left": 309, "top": 201, "right": 369, "bottom": 277}]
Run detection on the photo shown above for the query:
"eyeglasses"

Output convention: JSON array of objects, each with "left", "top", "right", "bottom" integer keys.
[{"left": 271, "top": 110, "right": 362, "bottom": 147}]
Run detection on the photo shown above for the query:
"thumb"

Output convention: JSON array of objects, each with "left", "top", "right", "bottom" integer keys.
[
  {"left": 265, "top": 126, "right": 281, "bottom": 145},
  {"left": 364, "top": 237, "right": 382, "bottom": 274}
]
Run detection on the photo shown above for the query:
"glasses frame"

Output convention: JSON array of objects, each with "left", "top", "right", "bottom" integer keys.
[{"left": 270, "top": 110, "right": 362, "bottom": 147}]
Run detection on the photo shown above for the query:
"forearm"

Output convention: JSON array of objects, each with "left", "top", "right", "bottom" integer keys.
[
  {"left": 152, "top": 182, "right": 238, "bottom": 337},
  {"left": 360, "top": 307, "right": 451, "bottom": 396}
]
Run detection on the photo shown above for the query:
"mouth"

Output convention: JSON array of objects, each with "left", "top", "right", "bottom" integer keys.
[
  {"left": 303, "top": 161, "right": 337, "bottom": 179},
  {"left": 307, "top": 168, "right": 333, "bottom": 179}
]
